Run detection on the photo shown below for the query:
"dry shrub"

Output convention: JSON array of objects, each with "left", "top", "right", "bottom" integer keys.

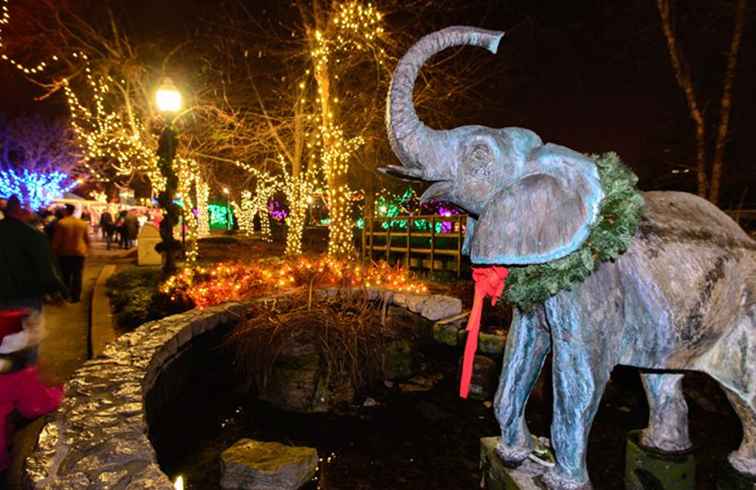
[{"left": 227, "top": 290, "right": 403, "bottom": 394}]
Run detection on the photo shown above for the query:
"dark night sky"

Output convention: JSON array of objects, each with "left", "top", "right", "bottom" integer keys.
[{"left": 1, "top": 0, "right": 754, "bottom": 205}]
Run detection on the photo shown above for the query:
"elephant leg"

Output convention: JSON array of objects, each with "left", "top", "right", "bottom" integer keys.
[
  {"left": 494, "top": 308, "right": 550, "bottom": 465},
  {"left": 640, "top": 373, "right": 692, "bottom": 452},
  {"left": 542, "top": 340, "right": 611, "bottom": 490},
  {"left": 719, "top": 386, "right": 756, "bottom": 477}
]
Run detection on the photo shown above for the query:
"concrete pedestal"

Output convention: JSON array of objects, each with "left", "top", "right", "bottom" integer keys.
[
  {"left": 717, "top": 463, "right": 756, "bottom": 490},
  {"left": 625, "top": 430, "right": 695, "bottom": 490},
  {"left": 480, "top": 437, "right": 551, "bottom": 490}
]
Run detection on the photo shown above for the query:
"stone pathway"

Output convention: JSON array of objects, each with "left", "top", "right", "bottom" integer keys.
[
  {"left": 7, "top": 236, "right": 135, "bottom": 488},
  {"left": 38, "top": 239, "right": 133, "bottom": 383}
]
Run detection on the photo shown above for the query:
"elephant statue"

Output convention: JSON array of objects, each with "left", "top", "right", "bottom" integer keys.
[{"left": 384, "top": 26, "right": 756, "bottom": 490}]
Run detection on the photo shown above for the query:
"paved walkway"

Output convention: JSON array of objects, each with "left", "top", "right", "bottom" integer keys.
[{"left": 7, "top": 236, "right": 134, "bottom": 488}]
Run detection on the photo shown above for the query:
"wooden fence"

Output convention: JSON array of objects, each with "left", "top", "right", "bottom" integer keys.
[{"left": 361, "top": 214, "right": 467, "bottom": 277}]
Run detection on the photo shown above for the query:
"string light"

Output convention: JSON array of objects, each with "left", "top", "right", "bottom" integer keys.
[
  {"left": 161, "top": 256, "right": 428, "bottom": 309},
  {"left": 309, "top": 1, "right": 387, "bottom": 258},
  {"left": 0, "top": 168, "right": 76, "bottom": 210},
  {"left": 0, "top": 0, "right": 63, "bottom": 75},
  {"left": 175, "top": 157, "right": 203, "bottom": 268},
  {"left": 196, "top": 178, "right": 209, "bottom": 236},
  {"left": 62, "top": 61, "right": 164, "bottom": 190},
  {"left": 279, "top": 155, "right": 318, "bottom": 256}
]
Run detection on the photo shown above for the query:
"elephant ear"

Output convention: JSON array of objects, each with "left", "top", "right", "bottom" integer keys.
[{"left": 469, "top": 144, "right": 604, "bottom": 265}]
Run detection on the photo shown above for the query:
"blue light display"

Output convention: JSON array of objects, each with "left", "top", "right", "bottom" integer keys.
[{"left": 0, "top": 168, "right": 77, "bottom": 210}]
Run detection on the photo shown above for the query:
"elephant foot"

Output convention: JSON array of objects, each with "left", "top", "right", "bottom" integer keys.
[
  {"left": 639, "top": 428, "right": 693, "bottom": 454},
  {"left": 539, "top": 469, "right": 592, "bottom": 490},
  {"left": 729, "top": 451, "right": 756, "bottom": 479},
  {"left": 495, "top": 441, "right": 532, "bottom": 468}
]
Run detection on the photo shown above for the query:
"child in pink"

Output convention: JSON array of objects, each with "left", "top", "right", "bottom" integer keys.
[{"left": 0, "top": 310, "right": 63, "bottom": 471}]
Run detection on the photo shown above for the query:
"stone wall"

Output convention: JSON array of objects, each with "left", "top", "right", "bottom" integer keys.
[
  {"left": 23, "top": 291, "right": 464, "bottom": 488},
  {"left": 24, "top": 303, "right": 245, "bottom": 489}
]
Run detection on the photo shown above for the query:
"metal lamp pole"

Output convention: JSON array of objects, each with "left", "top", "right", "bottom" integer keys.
[{"left": 155, "top": 78, "right": 183, "bottom": 277}]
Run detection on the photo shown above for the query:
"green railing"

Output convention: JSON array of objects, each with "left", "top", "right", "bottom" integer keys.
[{"left": 361, "top": 214, "right": 466, "bottom": 277}]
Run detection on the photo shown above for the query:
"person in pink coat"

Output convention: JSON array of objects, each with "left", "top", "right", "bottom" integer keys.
[{"left": 0, "top": 309, "right": 62, "bottom": 473}]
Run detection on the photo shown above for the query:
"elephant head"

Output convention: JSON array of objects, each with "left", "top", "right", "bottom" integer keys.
[{"left": 384, "top": 26, "right": 604, "bottom": 265}]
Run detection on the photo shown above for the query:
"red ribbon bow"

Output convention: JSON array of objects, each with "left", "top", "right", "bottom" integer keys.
[{"left": 459, "top": 266, "right": 509, "bottom": 399}]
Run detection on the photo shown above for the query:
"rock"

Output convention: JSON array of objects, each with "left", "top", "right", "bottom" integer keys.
[
  {"left": 419, "top": 295, "right": 463, "bottom": 321},
  {"left": 383, "top": 339, "right": 417, "bottom": 380},
  {"left": 432, "top": 320, "right": 463, "bottom": 347},
  {"left": 399, "top": 374, "right": 443, "bottom": 393},
  {"left": 478, "top": 331, "right": 507, "bottom": 356},
  {"left": 480, "top": 437, "right": 550, "bottom": 490},
  {"left": 362, "top": 397, "right": 380, "bottom": 407},
  {"left": 416, "top": 401, "right": 453, "bottom": 423},
  {"left": 220, "top": 439, "right": 318, "bottom": 490},
  {"left": 465, "top": 355, "right": 498, "bottom": 400},
  {"left": 404, "top": 294, "right": 427, "bottom": 313},
  {"left": 258, "top": 331, "right": 354, "bottom": 413}
]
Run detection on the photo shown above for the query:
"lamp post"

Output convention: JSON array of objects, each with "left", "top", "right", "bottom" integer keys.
[
  {"left": 155, "top": 78, "right": 183, "bottom": 277},
  {"left": 222, "top": 187, "right": 231, "bottom": 231}
]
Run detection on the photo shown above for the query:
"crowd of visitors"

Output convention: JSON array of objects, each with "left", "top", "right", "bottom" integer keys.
[{"left": 99, "top": 209, "right": 140, "bottom": 250}]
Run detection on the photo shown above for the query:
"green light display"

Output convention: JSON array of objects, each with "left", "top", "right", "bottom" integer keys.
[{"left": 209, "top": 203, "right": 234, "bottom": 230}]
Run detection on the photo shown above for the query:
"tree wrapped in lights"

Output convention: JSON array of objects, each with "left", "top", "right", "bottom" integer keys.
[
  {"left": 280, "top": 155, "right": 318, "bottom": 256},
  {"left": 63, "top": 68, "right": 163, "bottom": 189},
  {"left": 0, "top": 114, "right": 81, "bottom": 176},
  {"left": 227, "top": 163, "right": 280, "bottom": 242},
  {"left": 303, "top": 0, "right": 388, "bottom": 258},
  {"left": 0, "top": 168, "right": 76, "bottom": 210},
  {"left": 196, "top": 177, "right": 210, "bottom": 236},
  {"left": 237, "top": 191, "right": 255, "bottom": 236},
  {"left": 175, "top": 157, "right": 204, "bottom": 268}
]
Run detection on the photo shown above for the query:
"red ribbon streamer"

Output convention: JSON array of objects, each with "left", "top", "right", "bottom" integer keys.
[{"left": 459, "top": 266, "right": 508, "bottom": 399}]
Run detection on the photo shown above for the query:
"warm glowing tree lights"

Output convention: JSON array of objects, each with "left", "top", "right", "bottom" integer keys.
[
  {"left": 63, "top": 68, "right": 163, "bottom": 188},
  {"left": 0, "top": 0, "right": 62, "bottom": 75},
  {"left": 161, "top": 256, "right": 428, "bottom": 309},
  {"left": 307, "top": 1, "right": 387, "bottom": 258},
  {"left": 280, "top": 155, "right": 318, "bottom": 256}
]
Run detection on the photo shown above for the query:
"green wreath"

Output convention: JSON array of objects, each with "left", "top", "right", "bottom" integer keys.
[{"left": 505, "top": 152, "right": 645, "bottom": 311}]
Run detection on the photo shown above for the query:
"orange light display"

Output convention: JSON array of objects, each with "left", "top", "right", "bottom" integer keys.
[{"left": 161, "top": 257, "right": 428, "bottom": 309}]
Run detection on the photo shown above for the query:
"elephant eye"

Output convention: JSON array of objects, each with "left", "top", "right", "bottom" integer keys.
[
  {"left": 471, "top": 145, "right": 491, "bottom": 163},
  {"left": 467, "top": 144, "right": 492, "bottom": 174}
]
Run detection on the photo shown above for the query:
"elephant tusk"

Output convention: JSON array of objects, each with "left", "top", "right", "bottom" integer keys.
[{"left": 419, "top": 181, "right": 453, "bottom": 203}]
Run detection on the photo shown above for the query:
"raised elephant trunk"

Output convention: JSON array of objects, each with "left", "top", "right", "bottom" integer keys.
[{"left": 386, "top": 26, "right": 504, "bottom": 180}]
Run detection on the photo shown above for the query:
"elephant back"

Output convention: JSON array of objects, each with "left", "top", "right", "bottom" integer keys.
[
  {"left": 638, "top": 191, "right": 754, "bottom": 249},
  {"left": 617, "top": 191, "right": 755, "bottom": 361}
]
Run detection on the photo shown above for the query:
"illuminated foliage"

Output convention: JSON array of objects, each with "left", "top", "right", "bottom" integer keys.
[
  {"left": 63, "top": 64, "right": 164, "bottom": 189},
  {"left": 308, "top": 1, "right": 388, "bottom": 258},
  {"left": 161, "top": 256, "right": 428, "bottom": 309},
  {"left": 280, "top": 155, "right": 318, "bottom": 256},
  {"left": 0, "top": 167, "right": 76, "bottom": 209}
]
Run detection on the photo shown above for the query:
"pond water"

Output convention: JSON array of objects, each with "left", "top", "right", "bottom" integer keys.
[{"left": 150, "top": 338, "right": 744, "bottom": 490}]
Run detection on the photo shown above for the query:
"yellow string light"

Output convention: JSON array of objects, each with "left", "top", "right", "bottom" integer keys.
[
  {"left": 308, "top": 1, "right": 386, "bottom": 258},
  {"left": 0, "top": 0, "right": 65, "bottom": 74}
]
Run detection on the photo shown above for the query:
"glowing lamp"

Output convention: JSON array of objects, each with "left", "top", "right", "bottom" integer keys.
[{"left": 155, "top": 78, "right": 182, "bottom": 113}]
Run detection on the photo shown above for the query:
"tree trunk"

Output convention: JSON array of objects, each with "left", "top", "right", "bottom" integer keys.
[
  {"left": 657, "top": 0, "right": 708, "bottom": 197},
  {"left": 708, "top": 0, "right": 747, "bottom": 205}
]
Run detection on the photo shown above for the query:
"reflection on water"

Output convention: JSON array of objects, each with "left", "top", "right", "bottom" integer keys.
[
  {"left": 150, "top": 342, "right": 746, "bottom": 489},
  {"left": 625, "top": 431, "right": 695, "bottom": 490}
]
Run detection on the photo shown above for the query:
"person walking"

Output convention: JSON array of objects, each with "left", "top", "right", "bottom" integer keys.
[
  {"left": 124, "top": 211, "right": 140, "bottom": 249},
  {"left": 0, "top": 196, "right": 66, "bottom": 311},
  {"left": 115, "top": 210, "right": 128, "bottom": 249},
  {"left": 51, "top": 205, "right": 90, "bottom": 303},
  {"left": 99, "top": 210, "right": 114, "bottom": 249}
]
